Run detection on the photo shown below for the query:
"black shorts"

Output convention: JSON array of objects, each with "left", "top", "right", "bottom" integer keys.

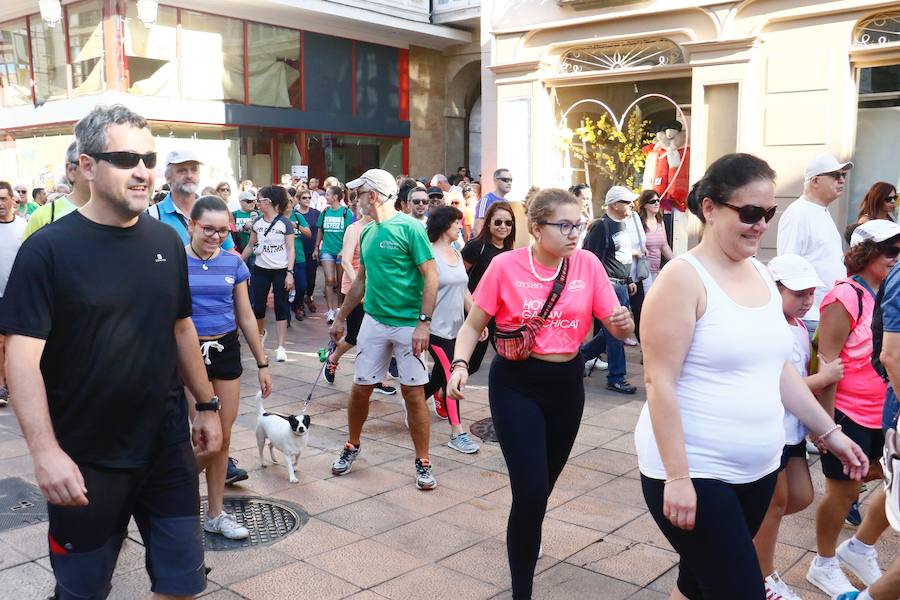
[
  {"left": 200, "top": 330, "right": 242, "bottom": 381},
  {"left": 345, "top": 303, "right": 365, "bottom": 347},
  {"left": 48, "top": 440, "right": 205, "bottom": 599},
  {"left": 779, "top": 441, "right": 807, "bottom": 471},
  {"left": 821, "top": 409, "right": 885, "bottom": 481}
]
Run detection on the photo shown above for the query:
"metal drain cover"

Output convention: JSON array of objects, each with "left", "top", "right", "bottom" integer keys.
[
  {"left": 0, "top": 477, "right": 48, "bottom": 533},
  {"left": 470, "top": 417, "right": 498, "bottom": 443},
  {"left": 201, "top": 496, "right": 307, "bottom": 551}
]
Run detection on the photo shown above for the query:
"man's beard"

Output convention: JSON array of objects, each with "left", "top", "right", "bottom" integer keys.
[{"left": 175, "top": 182, "right": 197, "bottom": 195}]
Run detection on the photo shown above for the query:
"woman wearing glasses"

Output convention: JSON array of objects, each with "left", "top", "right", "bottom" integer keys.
[
  {"left": 637, "top": 190, "right": 673, "bottom": 291},
  {"left": 185, "top": 196, "right": 272, "bottom": 540},
  {"left": 448, "top": 189, "right": 634, "bottom": 600},
  {"left": 635, "top": 153, "right": 867, "bottom": 599}
]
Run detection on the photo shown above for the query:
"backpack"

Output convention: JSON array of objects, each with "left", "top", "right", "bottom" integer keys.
[
  {"left": 808, "top": 279, "right": 866, "bottom": 375},
  {"left": 872, "top": 284, "right": 888, "bottom": 382}
]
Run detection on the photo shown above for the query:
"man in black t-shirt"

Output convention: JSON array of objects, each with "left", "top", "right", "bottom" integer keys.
[{"left": 0, "top": 105, "right": 222, "bottom": 599}]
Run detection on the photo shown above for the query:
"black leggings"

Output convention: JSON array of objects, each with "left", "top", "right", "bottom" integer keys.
[
  {"left": 489, "top": 354, "right": 585, "bottom": 600},
  {"left": 641, "top": 471, "right": 778, "bottom": 599},
  {"left": 252, "top": 265, "right": 289, "bottom": 321},
  {"left": 304, "top": 253, "right": 317, "bottom": 300}
]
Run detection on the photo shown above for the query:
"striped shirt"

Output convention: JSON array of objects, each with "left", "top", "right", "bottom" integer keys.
[{"left": 187, "top": 251, "right": 250, "bottom": 336}]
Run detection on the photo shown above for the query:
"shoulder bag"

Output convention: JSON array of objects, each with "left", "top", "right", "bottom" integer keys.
[{"left": 631, "top": 213, "right": 651, "bottom": 282}]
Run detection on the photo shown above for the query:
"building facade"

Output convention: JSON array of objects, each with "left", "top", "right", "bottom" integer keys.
[{"left": 480, "top": 0, "right": 900, "bottom": 255}]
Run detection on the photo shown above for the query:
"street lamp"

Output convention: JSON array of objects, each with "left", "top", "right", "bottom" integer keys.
[
  {"left": 136, "top": 0, "right": 159, "bottom": 26},
  {"left": 39, "top": 0, "right": 62, "bottom": 28}
]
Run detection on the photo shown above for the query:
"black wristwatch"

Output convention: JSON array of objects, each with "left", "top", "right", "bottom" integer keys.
[
  {"left": 195, "top": 396, "right": 220, "bottom": 412},
  {"left": 418, "top": 314, "right": 432, "bottom": 323}
]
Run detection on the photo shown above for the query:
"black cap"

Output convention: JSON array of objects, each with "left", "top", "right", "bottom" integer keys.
[{"left": 426, "top": 186, "right": 444, "bottom": 198}]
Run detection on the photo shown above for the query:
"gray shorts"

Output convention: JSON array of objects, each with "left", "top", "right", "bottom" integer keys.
[{"left": 354, "top": 314, "right": 427, "bottom": 386}]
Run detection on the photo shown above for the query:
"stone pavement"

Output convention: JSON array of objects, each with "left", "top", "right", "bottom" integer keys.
[{"left": 0, "top": 309, "right": 897, "bottom": 600}]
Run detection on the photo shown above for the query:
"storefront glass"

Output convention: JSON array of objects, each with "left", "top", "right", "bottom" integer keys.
[
  {"left": 68, "top": 0, "right": 104, "bottom": 97},
  {"left": 306, "top": 133, "right": 402, "bottom": 183},
  {"left": 247, "top": 23, "right": 300, "bottom": 108},
  {"left": 239, "top": 127, "right": 274, "bottom": 187},
  {"left": 180, "top": 11, "right": 244, "bottom": 103},
  {"left": 124, "top": 3, "right": 177, "bottom": 96},
  {"left": 30, "top": 18, "right": 68, "bottom": 103},
  {"left": 0, "top": 19, "right": 31, "bottom": 107}
]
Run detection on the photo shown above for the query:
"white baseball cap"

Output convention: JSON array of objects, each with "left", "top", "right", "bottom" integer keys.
[
  {"left": 165, "top": 150, "right": 203, "bottom": 167},
  {"left": 605, "top": 185, "right": 638, "bottom": 205},
  {"left": 850, "top": 219, "right": 900, "bottom": 247},
  {"left": 804, "top": 154, "right": 853, "bottom": 182},
  {"left": 768, "top": 254, "right": 824, "bottom": 291},
  {"left": 346, "top": 168, "right": 398, "bottom": 200}
]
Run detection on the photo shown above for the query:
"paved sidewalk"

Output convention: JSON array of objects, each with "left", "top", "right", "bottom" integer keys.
[{"left": 0, "top": 310, "right": 897, "bottom": 599}]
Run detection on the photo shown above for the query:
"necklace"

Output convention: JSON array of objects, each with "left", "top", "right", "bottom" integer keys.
[
  {"left": 528, "top": 246, "right": 563, "bottom": 282},
  {"left": 190, "top": 242, "right": 216, "bottom": 270}
]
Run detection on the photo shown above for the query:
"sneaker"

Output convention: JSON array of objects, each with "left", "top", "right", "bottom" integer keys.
[
  {"left": 837, "top": 538, "right": 883, "bottom": 586},
  {"left": 275, "top": 346, "right": 288, "bottom": 362},
  {"left": 326, "top": 309, "right": 335, "bottom": 324},
  {"left": 433, "top": 389, "right": 448, "bottom": 420},
  {"left": 373, "top": 382, "right": 397, "bottom": 395},
  {"left": 807, "top": 557, "right": 858, "bottom": 597},
  {"left": 765, "top": 571, "right": 801, "bottom": 600},
  {"left": 306, "top": 297, "right": 317, "bottom": 313},
  {"left": 835, "top": 593, "right": 861, "bottom": 600},
  {"left": 624, "top": 336, "right": 638, "bottom": 346},
  {"left": 332, "top": 442, "right": 360, "bottom": 475},
  {"left": 225, "top": 457, "right": 248, "bottom": 484},
  {"left": 388, "top": 357, "right": 399, "bottom": 379},
  {"left": 0, "top": 385, "right": 7, "bottom": 407},
  {"left": 448, "top": 432, "right": 480, "bottom": 454},
  {"left": 607, "top": 381, "right": 637, "bottom": 394},
  {"left": 583, "top": 357, "right": 608, "bottom": 377},
  {"left": 538, "top": 544, "right": 544, "bottom": 559},
  {"left": 322, "top": 359, "right": 338, "bottom": 384},
  {"left": 846, "top": 501, "right": 862, "bottom": 526},
  {"left": 415, "top": 458, "right": 437, "bottom": 490},
  {"left": 293, "top": 307, "right": 304, "bottom": 321},
  {"left": 204, "top": 511, "right": 250, "bottom": 540}
]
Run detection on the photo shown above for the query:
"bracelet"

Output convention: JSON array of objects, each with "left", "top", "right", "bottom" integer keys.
[
  {"left": 816, "top": 423, "right": 842, "bottom": 443},
  {"left": 451, "top": 359, "right": 469, "bottom": 370},
  {"left": 257, "top": 362, "right": 270, "bottom": 369},
  {"left": 664, "top": 474, "right": 691, "bottom": 485}
]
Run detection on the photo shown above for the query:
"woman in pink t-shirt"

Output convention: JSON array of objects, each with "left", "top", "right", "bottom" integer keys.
[
  {"left": 447, "top": 188, "right": 634, "bottom": 600},
  {"left": 813, "top": 219, "right": 900, "bottom": 592}
]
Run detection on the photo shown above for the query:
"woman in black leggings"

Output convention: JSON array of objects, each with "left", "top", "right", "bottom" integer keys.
[{"left": 448, "top": 189, "right": 634, "bottom": 599}]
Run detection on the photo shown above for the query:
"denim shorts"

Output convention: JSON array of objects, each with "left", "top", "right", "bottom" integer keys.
[{"left": 319, "top": 251, "right": 341, "bottom": 264}]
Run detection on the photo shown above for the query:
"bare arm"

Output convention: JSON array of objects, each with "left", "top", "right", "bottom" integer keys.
[
  {"left": 815, "top": 302, "right": 853, "bottom": 416},
  {"left": 174, "top": 317, "right": 222, "bottom": 455},
  {"left": 340, "top": 228, "right": 360, "bottom": 283},
  {"left": 412, "top": 259, "right": 438, "bottom": 355},
  {"left": 329, "top": 263, "right": 366, "bottom": 343},
  {"left": 234, "top": 280, "right": 272, "bottom": 397},
  {"left": 313, "top": 229, "right": 323, "bottom": 260},
  {"left": 285, "top": 233, "right": 295, "bottom": 292},
  {"left": 240, "top": 229, "right": 257, "bottom": 262},
  {"left": 447, "top": 305, "right": 493, "bottom": 400},
  {"left": 661, "top": 242, "right": 674, "bottom": 261}
]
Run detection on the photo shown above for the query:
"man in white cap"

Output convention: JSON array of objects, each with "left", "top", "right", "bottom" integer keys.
[
  {"left": 777, "top": 154, "right": 853, "bottom": 331},
  {"left": 328, "top": 168, "right": 439, "bottom": 490},
  {"left": 580, "top": 185, "right": 639, "bottom": 394}
]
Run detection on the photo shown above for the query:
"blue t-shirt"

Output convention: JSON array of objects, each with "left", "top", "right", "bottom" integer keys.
[
  {"left": 883, "top": 266, "right": 900, "bottom": 334},
  {"left": 475, "top": 192, "right": 503, "bottom": 219},
  {"left": 187, "top": 251, "right": 250, "bottom": 336}
]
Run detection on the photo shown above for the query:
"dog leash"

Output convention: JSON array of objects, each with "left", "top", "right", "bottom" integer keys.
[{"left": 303, "top": 339, "right": 336, "bottom": 413}]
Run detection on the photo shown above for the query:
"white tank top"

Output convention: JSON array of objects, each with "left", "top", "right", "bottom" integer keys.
[{"left": 634, "top": 254, "right": 793, "bottom": 484}]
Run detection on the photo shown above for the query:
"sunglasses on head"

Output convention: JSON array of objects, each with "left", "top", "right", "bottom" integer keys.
[
  {"left": 722, "top": 202, "right": 777, "bottom": 224},
  {"left": 493, "top": 219, "right": 514, "bottom": 227},
  {"left": 89, "top": 151, "right": 157, "bottom": 169}
]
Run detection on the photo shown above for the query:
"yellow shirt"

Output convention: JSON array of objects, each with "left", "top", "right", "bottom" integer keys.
[{"left": 22, "top": 196, "right": 77, "bottom": 240}]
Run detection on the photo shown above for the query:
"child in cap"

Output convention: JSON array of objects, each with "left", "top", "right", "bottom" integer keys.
[{"left": 753, "top": 253, "right": 845, "bottom": 600}]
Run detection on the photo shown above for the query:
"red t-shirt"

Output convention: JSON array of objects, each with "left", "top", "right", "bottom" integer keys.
[{"left": 473, "top": 248, "right": 619, "bottom": 355}]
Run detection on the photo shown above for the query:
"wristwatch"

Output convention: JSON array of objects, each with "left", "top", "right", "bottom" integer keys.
[
  {"left": 195, "top": 396, "right": 220, "bottom": 412},
  {"left": 418, "top": 314, "right": 432, "bottom": 323}
]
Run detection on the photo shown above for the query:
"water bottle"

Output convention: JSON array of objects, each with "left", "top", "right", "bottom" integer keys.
[{"left": 288, "top": 289, "right": 296, "bottom": 303}]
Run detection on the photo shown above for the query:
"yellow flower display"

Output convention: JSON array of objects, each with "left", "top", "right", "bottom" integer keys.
[{"left": 562, "top": 111, "right": 653, "bottom": 190}]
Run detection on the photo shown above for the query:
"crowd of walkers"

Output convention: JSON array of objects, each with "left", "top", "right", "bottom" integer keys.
[{"left": 0, "top": 101, "right": 898, "bottom": 600}]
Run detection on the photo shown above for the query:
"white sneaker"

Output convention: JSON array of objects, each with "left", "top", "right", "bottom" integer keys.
[
  {"left": 837, "top": 538, "right": 883, "bottom": 586},
  {"left": 765, "top": 571, "right": 801, "bottom": 600},
  {"left": 537, "top": 544, "right": 544, "bottom": 559},
  {"left": 204, "top": 511, "right": 249, "bottom": 540},
  {"left": 807, "top": 557, "right": 858, "bottom": 597},
  {"left": 275, "top": 346, "right": 288, "bottom": 362},
  {"left": 624, "top": 336, "right": 638, "bottom": 346},
  {"left": 326, "top": 309, "right": 335, "bottom": 324}
]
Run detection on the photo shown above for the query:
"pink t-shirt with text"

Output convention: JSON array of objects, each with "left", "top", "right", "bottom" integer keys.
[
  {"left": 473, "top": 248, "right": 619, "bottom": 355},
  {"left": 820, "top": 278, "right": 886, "bottom": 429}
]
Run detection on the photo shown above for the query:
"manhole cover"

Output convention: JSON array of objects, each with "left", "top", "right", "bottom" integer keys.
[
  {"left": 0, "top": 477, "right": 48, "bottom": 532},
  {"left": 470, "top": 417, "right": 498, "bottom": 442},
  {"left": 201, "top": 496, "right": 308, "bottom": 551}
]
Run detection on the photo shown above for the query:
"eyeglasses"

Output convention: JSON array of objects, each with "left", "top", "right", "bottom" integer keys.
[
  {"left": 821, "top": 171, "right": 848, "bottom": 181},
  {"left": 643, "top": 198, "right": 660, "bottom": 205},
  {"left": 493, "top": 219, "right": 514, "bottom": 227},
  {"left": 217, "top": 187, "right": 230, "bottom": 193},
  {"left": 450, "top": 201, "right": 461, "bottom": 206},
  {"left": 411, "top": 199, "right": 428, "bottom": 205},
  {"left": 200, "top": 226, "right": 231, "bottom": 238},
  {"left": 721, "top": 202, "right": 777, "bottom": 224},
  {"left": 88, "top": 151, "right": 157, "bottom": 169},
  {"left": 14, "top": 189, "right": 26, "bottom": 195},
  {"left": 300, "top": 195, "right": 311, "bottom": 200},
  {"left": 882, "top": 246, "right": 900, "bottom": 259},
  {"left": 240, "top": 198, "right": 256, "bottom": 203},
  {"left": 539, "top": 221, "right": 586, "bottom": 237},
  {"left": 496, "top": 177, "right": 512, "bottom": 183}
]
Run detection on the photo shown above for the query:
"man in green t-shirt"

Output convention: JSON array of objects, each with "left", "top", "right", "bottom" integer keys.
[
  {"left": 314, "top": 187, "right": 354, "bottom": 324},
  {"left": 232, "top": 191, "right": 258, "bottom": 253},
  {"left": 22, "top": 141, "right": 90, "bottom": 240},
  {"left": 329, "top": 169, "right": 438, "bottom": 491}
]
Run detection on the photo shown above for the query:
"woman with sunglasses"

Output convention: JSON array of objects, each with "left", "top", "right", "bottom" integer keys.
[
  {"left": 241, "top": 186, "right": 295, "bottom": 363},
  {"left": 807, "top": 219, "right": 900, "bottom": 597},
  {"left": 637, "top": 190, "right": 673, "bottom": 291},
  {"left": 448, "top": 189, "right": 633, "bottom": 600},
  {"left": 856, "top": 182, "right": 897, "bottom": 225},
  {"left": 636, "top": 153, "right": 867, "bottom": 600},
  {"left": 185, "top": 196, "right": 272, "bottom": 540}
]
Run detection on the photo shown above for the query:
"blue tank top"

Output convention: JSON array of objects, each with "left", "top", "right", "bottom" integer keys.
[{"left": 187, "top": 251, "right": 250, "bottom": 336}]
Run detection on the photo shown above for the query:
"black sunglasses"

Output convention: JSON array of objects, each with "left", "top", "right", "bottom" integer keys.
[
  {"left": 821, "top": 171, "right": 848, "bottom": 181},
  {"left": 722, "top": 202, "right": 777, "bottom": 224},
  {"left": 643, "top": 198, "right": 660, "bottom": 205},
  {"left": 497, "top": 177, "right": 512, "bottom": 183},
  {"left": 89, "top": 151, "right": 157, "bottom": 169},
  {"left": 493, "top": 219, "right": 514, "bottom": 227},
  {"left": 411, "top": 199, "right": 428, "bottom": 205},
  {"left": 883, "top": 246, "right": 900, "bottom": 259},
  {"left": 887, "top": 195, "right": 898, "bottom": 202}
]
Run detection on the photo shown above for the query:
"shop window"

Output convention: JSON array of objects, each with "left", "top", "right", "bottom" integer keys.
[
  {"left": 306, "top": 133, "right": 402, "bottom": 183},
  {"left": 30, "top": 18, "right": 68, "bottom": 103},
  {"left": 239, "top": 127, "right": 274, "bottom": 186},
  {"left": 0, "top": 19, "right": 31, "bottom": 106},
  {"left": 559, "top": 39, "right": 684, "bottom": 74},
  {"left": 248, "top": 23, "right": 300, "bottom": 108},
  {"left": 276, "top": 133, "right": 303, "bottom": 181},
  {"left": 859, "top": 65, "right": 900, "bottom": 96},
  {"left": 68, "top": 1, "right": 104, "bottom": 97},
  {"left": 152, "top": 123, "right": 240, "bottom": 190},
  {"left": 355, "top": 42, "right": 399, "bottom": 121},
  {"left": 180, "top": 11, "right": 244, "bottom": 103},
  {"left": 124, "top": 3, "right": 177, "bottom": 97},
  {"left": 304, "top": 33, "right": 352, "bottom": 114}
]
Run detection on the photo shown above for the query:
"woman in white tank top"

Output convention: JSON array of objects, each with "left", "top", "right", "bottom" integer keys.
[{"left": 634, "top": 153, "right": 868, "bottom": 600}]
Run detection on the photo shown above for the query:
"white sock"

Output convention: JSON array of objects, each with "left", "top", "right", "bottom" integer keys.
[
  {"left": 815, "top": 555, "right": 839, "bottom": 567},
  {"left": 848, "top": 536, "right": 876, "bottom": 555}
]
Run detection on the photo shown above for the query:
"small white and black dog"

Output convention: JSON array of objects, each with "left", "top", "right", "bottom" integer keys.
[{"left": 255, "top": 392, "right": 310, "bottom": 483}]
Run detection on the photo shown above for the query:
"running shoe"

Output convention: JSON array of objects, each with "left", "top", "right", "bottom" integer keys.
[
  {"left": 846, "top": 501, "right": 862, "bottom": 526},
  {"left": 415, "top": 458, "right": 437, "bottom": 490},
  {"left": 807, "top": 558, "right": 858, "bottom": 597},
  {"left": 326, "top": 309, "right": 335, "bottom": 324},
  {"left": 0, "top": 385, "right": 8, "bottom": 407},
  {"left": 373, "top": 382, "right": 397, "bottom": 395},
  {"left": 607, "top": 381, "right": 637, "bottom": 394},
  {"left": 538, "top": 544, "right": 544, "bottom": 559},
  {"left": 225, "top": 457, "right": 248, "bottom": 484},
  {"left": 584, "top": 357, "right": 608, "bottom": 377},
  {"left": 836, "top": 593, "right": 861, "bottom": 600},
  {"left": 275, "top": 346, "right": 288, "bottom": 362},
  {"left": 837, "top": 538, "right": 883, "bottom": 586},
  {"left": 624, "top": 336, "right": 638, "bottom": 347},
  {"left": 204, "top": 511, "right": 249, "bottom": 540},
  {"left": 322, "top": 359, "right": 338, "bottom": 384},
  {"left": 388, "top": 357, "right": 399, "bottom": 379},
  {"left": 433, "top": 389, "right": 449, "bottom": 420},
  {"left": 448, "top": 432, "right": 480, "bottom": 454},
  {"left": 306, "top": 297, "right": 317, "bottom": 313},
  {"left": 293, "top": 307, "right": 304, "bottom": 321},
  {"left": 765, "top": 571, "right": 801, "bottom": 600},
  {"left": 332, "top": 442, "right": 360, "bottom": 475}
]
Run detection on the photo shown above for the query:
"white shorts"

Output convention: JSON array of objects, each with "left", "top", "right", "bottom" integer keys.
[{"left": 354, "top": 314, "right": 427, "bottom": 386}]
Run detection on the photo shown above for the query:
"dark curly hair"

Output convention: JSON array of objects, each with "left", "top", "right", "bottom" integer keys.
[
  {"left": 844, "top": 236, "right": 900, "bottom": 275},
  {"left": 427, "top": 206, "right": 464, "bottom": 243},
  {"left": 687, "top": 153, "right": 776, "bottom": 223}
]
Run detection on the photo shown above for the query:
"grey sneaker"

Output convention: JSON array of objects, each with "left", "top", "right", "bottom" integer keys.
[
  {"left": 0, "top": 386, "right": 7, "bottom": 407},
  {"left": 448, "top": 432, "right": 480, "bottom": 454},
  {"left": 204, "top": 511, "right": 249, "bottom": 540},
  {"left": 332, "top": 442, "right": 360, "bottom": 475},
  {"left": 415, "top": 458, "right": 437, "bottom": 490}
]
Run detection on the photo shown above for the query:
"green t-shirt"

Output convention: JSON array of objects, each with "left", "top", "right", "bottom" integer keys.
[
  {"left": 317, "top": 206, "right": 353, "bottom": 257},
  {"left": 233, "top": 209, "right": 258, "bottom": 249},
  {"left": 289, "top": 212, "right": 309, "bottom": 264},
  {"left": 359, "top": 212, "right": 434, "bottom": 327},
  {"left": 22, "top": 196, "right": 77, "bottom": 240}
]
